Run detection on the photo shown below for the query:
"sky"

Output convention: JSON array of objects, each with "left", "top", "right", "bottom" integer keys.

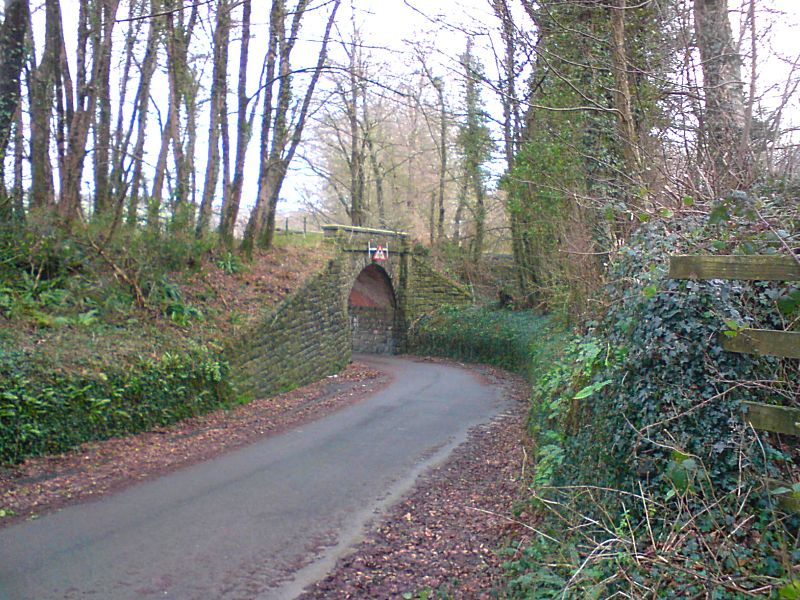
[{"left": 28, "top": 0, "right": 800, "bottom": 218}]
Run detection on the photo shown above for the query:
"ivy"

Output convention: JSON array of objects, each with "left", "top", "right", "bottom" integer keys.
[
  {"left": 506, "top": 219, "right": 798, "bottom": 597},
  {"left": 0, "top": 345, "right": 233, "bottom": 464}
]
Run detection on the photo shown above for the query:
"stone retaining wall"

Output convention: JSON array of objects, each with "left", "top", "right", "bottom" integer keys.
[
  {"left": 231, "top": 257, "right": 350, "bottom": 400},
  {"left": 230, "top": 227, "right": 474, "bottom": 400}
]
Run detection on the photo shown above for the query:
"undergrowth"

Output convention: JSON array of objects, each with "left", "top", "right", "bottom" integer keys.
[
  {"left": 409, "top": 211, "right": 800, "bottom": 598},
  {"left": 0, "top": 345, "right": 231, "bottom": 464},
  {"left": 0, "top": 219, "right": 325, "bottom": 464},
  {"left": 408, "top": 305, "right": 566, "bottom": 378},
  {"left": 504, "top": 217, "right": 800, "bottom": 598}
]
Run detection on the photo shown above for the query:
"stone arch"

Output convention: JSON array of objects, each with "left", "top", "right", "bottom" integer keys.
[{"left": 348, "top": 263, "right": 397, "bottom": 354}]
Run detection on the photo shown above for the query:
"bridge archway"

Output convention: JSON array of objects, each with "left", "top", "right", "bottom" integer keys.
[{"left": 348, "top": 264, "right": 397, "bottom": 354}]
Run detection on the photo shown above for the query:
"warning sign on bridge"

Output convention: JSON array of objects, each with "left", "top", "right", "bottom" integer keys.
[{"left": 367, "top": 243, "right": 388, "bottom": 262}]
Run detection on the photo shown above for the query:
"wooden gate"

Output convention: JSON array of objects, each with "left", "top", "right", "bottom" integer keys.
[{"left": 669, "top": 254, "right": 800, "bottom": 512}]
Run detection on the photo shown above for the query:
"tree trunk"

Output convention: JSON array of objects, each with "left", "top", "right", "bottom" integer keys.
[
  {"left": 243, "top": 0, "right": 340, "bottom": 253},
  {"left": 436, "top": 79, "right": 447, "bottom": 242},
  {"left": 0, "top": 0, "right": 29, "bottom": 221},
  {"left": 126, "top": 4, "right": 159, "bottom": 227},
  {"left": 219, "top": 0, "right": 252, "bottom": 248},
  {"left": 694, "top": 0, "right": 747, "bottom": 194},
  {"left": 366, "top": 134, "right": 385, "bottom": 226},
  {"left": 12, "top": 105, "right": 24, "bottom": 222},
  {"left": 610, "top": 0, "right": 642, "bottom": 195},
  {"left": 453, "top": 172, "right": 467, "bottom": 245},
  {"left": 197, "top": 0, "right": 231, "bottom": 237},
  {"left": 29, "top": 0, "right": 59, "bottom": 211},
  {"left": 92, "top": 0, "right": 114, "bottom": 216},
  {"left": 149, "top": 108, "right": 173, "bottom": 230},
  {"left": 346, "top": 37, "right": 366, "bottom": 226},
  {"left": 164, "top": 6, "right": 189, "bottom": 228},
  {"left": 471, "top": 175, "right": 485, "bottom": 265},
  {"left": 240, "top": 0, "right": 280, "bottom": 258},
  {"left": 59, "top": 0, "right": 120, "bottom": 225}
]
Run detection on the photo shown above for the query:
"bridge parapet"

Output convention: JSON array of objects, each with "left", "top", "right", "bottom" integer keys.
[{"left": 322, "top": 224, "right": 411, "bottom": 255}]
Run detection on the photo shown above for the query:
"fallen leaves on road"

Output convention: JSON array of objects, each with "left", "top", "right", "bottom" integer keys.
[
  {"left": 0, "top": 362, "right": 385, "bottom": 527},
  {"left": 297, "top": 366, "right": 531, "bottom": 600}
]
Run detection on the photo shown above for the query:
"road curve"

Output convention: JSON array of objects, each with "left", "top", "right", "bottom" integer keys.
[{"left": 0, "top": 355, "right": 510, "bottom": 600}]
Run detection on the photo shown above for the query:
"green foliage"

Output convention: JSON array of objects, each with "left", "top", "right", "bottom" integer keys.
[
  {"left": 0, "top": 345, "right": 232, "bottom": 464},
  {"left": 527, "top": 336, "right": 622, "bottom": 489},
  {"left": 215, "top": 251, "right": 245, "bottom": 274},
  {"left": 505, "top": 219, "right": 799, "bottom": 597},
  {"left": 145, "top": 275, "right": 204, "bottom": 326},
  {"left": 505, "top": 0, "right": 674, "bottom": 317},
  {"left": 409, "top": 306, "right": 565, "bottom": 378}
]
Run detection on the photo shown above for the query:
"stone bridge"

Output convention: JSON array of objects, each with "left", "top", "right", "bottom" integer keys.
[{"left": 230, "top": 225, "right": 472, "bottom": 400}]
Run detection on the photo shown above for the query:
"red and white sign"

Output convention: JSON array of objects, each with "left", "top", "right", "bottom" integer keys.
[{"left": 367, "top": 243, "right": 388, "bottom": 262}]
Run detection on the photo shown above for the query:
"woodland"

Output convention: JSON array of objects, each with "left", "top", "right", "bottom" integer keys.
[{"left": 0, "top": 0, "right": 799, "bottom": 597}]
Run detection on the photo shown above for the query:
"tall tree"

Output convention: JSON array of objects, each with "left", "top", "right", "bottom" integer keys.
[
  {"left": 197, "top": 0, "right": 231, "bottom": 237},
  {"left": 58, "top": 0, "right": 121, "bottom": 224},
  {"left": 0, "top": 0, "right": 29, "bottom": 221},
  {"left": 91, "top": 0, "right": 116, "bottom": 216},
  {"left": 241, "top": 0, "right": 341, "bottom": 255},
  {"left": 490, "top": 0, "right": 536, "bottom": 297},
  {"left": 417, "top": 52, "right": 448, "bottom": 243},
  {"left": 457, "top": 38, "right": 493, "bottom": 265},
  {"left": 125, "top": 0, "right": 159, "bottom": 227},
  {"left": 29, "top": 0, "right": 60, "bottom": 211},
  {"left": 219, "top": 0, "right": 253, "bottom": 248},
  {"left": 694, "top": 0, "right": 748, "bottom": 194}
]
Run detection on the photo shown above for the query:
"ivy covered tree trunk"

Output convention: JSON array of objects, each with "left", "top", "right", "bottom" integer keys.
[
  {"left": 694, "top": 0, "right": 747, "bottom": 195},
  {"left": 457, "top": 38, "right": 492, "bottom": 266}
]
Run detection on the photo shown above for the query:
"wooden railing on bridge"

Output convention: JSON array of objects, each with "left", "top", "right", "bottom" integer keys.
[{"left": 669, "top": 254, "right": 800, "bottom": 512}]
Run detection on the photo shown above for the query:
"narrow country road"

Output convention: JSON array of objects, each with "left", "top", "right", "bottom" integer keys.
[{"left": 0, "top": 355, "right": 511, "bottom": 600}]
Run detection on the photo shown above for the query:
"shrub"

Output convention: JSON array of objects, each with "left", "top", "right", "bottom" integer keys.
[
  {"left": 506, "top": 218, "right": 799, "bottom": 597},
  {"left": 408, "top": 305, "right": 564, "bottom": 378},
  {"left": 0, "top": 346, "right": 232, "bottom": 464}
]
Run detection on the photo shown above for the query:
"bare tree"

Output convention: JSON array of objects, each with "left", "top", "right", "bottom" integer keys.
[
  {"left": 125, "top": 0, "right": 160, "bottom": 227},
  {"left": 219, "top": 0, "right": 253, "bottom": 248},
  {"left": 57, "top": 0, "right": 121, "bottom": 224},
  {"left": 197, "top": 0, "right": 231, "bottom": 237},
  {"left": 241, "top": 0, "right": 341, "bottom": 255}
]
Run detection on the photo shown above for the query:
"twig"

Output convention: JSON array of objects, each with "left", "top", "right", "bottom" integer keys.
[{"left": 466, "top": 506, "right": 559, "bottom": 543}]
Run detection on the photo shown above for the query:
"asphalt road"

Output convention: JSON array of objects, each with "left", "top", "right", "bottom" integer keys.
[{"left": 0, "top": 355, "right": 510, "bottom": 600}]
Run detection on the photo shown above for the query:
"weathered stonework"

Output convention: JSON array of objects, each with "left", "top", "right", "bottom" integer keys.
[{"left": 229, "top": 225, "right": 472, "bottom": 399}]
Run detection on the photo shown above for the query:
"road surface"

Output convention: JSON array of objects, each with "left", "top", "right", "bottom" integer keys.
[{"left": 0, "top": 355, "right": 510, "bottom": 599}]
